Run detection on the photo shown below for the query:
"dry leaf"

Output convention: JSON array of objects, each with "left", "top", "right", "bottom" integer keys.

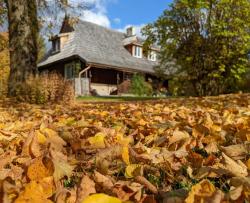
[
  {"left": 122, "top": 146, "right": 130, "bottom": 165},
  {"left": 88, "top": 132, "right": 106, "bottom": 148},
  {"left": 52, "top": 154, "right": 74, "bottom": 182},
  {"left": 76, "top": 175, "right": 96, "bottom": 203},
  {"left": 93, "top": 171, "right": 114, "bottom": 190},
  {"left": 27, "top": 157, "right": 54, "bottom": 181},
  {"left": 220, "top": 153, "right": 248, "bottom": 177},
  {"left": 15, "top": 178, "right": 54, "bottom": 203},
  {"left": 82, "top": 193, "right": 122, "bottom": 203},
  {"left": 185, "top": 180, "right": 216, "bottom": 203},
  {"left": 168, "top": 129, "right": 190, "bottom": 146},
  {"left": 125, "top": 164, "right": 143, "bottom": 179},
  {"left": 220, "top": 144, "right": 247, "bottom": 160}
]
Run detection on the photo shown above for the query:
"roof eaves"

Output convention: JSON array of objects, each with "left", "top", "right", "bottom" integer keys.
[{"left": 87, "top": 62, "right": 156, "bottom": 75}]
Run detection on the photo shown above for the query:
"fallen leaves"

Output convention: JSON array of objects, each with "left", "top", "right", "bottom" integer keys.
[
  {"left": 185, "top": 180, "right": 216, "bottom": 203},
  {"left": 0, "top": 94, "right": 250, "bottom": 202},
  {"left": 220, "top": 153, "right": 248, "bottom": 177},
  {"left": 76, "top": 175, "right": 96, "bottom": 203},
  {"left": 15, "top": 177, "right": 54, "bottom": 203},
  {"left": 82, "top": 193, "right": 122, "bottom": 203},
  {"left": 27, "top": 157, "right": 54, "bottom": 181}
]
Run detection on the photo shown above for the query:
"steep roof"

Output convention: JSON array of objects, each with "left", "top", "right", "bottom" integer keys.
[{"left": 38, "top": 20, "right": 158, "bottom": 74}]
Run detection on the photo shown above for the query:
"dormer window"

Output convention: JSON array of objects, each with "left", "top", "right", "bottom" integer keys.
[
  {"left": 148, "top": 50, "right": 157, "bottom": 61},
  {"left": 133, "top": 46, "right": 142, "bottom": 58},
  {"left": 52, "top": 38, "right": 60, "bottom": 53}
]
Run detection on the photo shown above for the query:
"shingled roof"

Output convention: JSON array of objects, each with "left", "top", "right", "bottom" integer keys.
[{"left": 38, "top": 20, "right": 158, "bottom": 74}]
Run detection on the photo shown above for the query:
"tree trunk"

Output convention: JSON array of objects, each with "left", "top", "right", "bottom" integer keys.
[{"left": 5, "top": 0, "right": 38, "bottom": 96}]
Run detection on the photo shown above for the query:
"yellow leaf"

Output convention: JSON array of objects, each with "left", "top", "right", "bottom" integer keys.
[
  {"left": 246, "top": 159, "right": 250, "bottom": 170},
  {"left": 138, "top": 119, "right": 147, "bottom": 126},
  {"left": 82, "top": 194, "right": 122, "bottom": 203},
  {"left": 122, "top": 146, "right": 130, "bottom": 165},
  {"left": 125, "top": 164, "right": 142, "bottom": 179},
  {"left": 39, "top": 176, "right": 55, "bottom": 198},
  {"left": 185, "top": 180, "right": 215, "bottom": 203},
  {"left": 100, "top": 111, "right": 109, "bottom": 117},
  {"left": 35, "top": 130, "right": 47, "bottom": 144},
  {"left": 115, "top": 133, "right": 133, "bottom": 146},
  {"left": 88, "top": 132, "right": 106, "bottom": 148},
  {"left": 247, "top": 134, "right": 250, "bottom": 142},
  {"left": 15, "top": 179, "right": 54, "bottom": 203},
  {"left": 41, "top": 128, "right": 58, "bottom": 138},
  {"left": 27, "top": 157, "right": 54, "bottom": 181}
]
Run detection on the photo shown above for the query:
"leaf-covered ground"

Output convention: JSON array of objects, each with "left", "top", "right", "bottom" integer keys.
[{"left": 0, "top": 94, "right": 249, "bottom": 203}]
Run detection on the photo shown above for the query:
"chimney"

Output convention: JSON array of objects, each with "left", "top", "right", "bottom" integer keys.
[{"left": 126, "top": 27, "right": 136, "bottom": 37}]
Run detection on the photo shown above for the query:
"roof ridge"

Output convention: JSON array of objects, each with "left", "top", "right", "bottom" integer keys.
[{"left": 77, "top": 20, "right": 126, "bottom": 36}]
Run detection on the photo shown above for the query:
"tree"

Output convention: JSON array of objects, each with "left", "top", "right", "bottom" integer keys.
[
  {"left": 0, "top": 0, "right": 85, "bottom": 97},
  {"left": 4, "top": 0, "right": 39, "bottom": 96},
  {"left": 143, "top": 0, "right": 250, "bottom": 96}
]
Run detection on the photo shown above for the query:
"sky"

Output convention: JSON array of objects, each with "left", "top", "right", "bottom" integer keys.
[
  {"left": 0, "top": 1, "right": 173, "bottom": 35},
  {"left": 81, "top": 0, "right": 173, "bottom": 36}
]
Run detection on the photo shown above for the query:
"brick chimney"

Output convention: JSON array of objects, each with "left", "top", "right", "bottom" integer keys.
[{"left": 126, "top": 27, "right": 136, "bottom": 37}]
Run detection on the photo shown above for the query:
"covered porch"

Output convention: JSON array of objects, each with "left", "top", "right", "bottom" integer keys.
[{"left": 65, "top": 61, "right": 139, "bottom": 96}]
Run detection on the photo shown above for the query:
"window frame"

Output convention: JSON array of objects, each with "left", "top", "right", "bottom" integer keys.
[
  {"left": 148, "top": 50, "right": 157, "bottom": 61},
  {"left": 52, "top": 39, "right": 60, "bottom": 53},
  {"left": 133, "top": 45, "right": 142, "bottom": 58},
  {"left": 64, "top": 62, "right": 75, "bottom": 79}
]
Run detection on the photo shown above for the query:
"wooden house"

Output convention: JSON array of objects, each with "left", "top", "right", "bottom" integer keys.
[{"left": 38, "top": 18, "right": 167, "bottom": 96}]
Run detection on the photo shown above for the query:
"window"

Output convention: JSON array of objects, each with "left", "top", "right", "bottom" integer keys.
[
  {"left": 133, "top": 46, "right": 142, "bottom": 58},
  {"left": 148, "top": 51, "right": 157, "bottom": 61},
  {"left": 52, "top": 39, "right": 60, "bottom": 53},
  {"left": 64, "top": 63, "right": 75, "bottom": 79}
]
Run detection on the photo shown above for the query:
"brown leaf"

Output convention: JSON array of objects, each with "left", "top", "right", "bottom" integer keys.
[
  {"left": 220, "top": 153, "right": 248, "bottom": 177},
  {"left": 93, "top": 171, "right": 114, "bottom": 190},
  {"left": 220, "top": 144, "right": 248, "bottom": 160},
  {"left": 76, "top": 175, "right": 96, "bottom": 203}
]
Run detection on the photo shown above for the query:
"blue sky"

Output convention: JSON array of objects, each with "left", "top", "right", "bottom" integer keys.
[
  {"left": 81, "top": 0, "right": 172, "bottom": 35},
  {"left": 0, "top": 0, "right": 173, "bottom": 34},
  {"left": 107, "top": 0, "right": 172, "bottom": 29}
]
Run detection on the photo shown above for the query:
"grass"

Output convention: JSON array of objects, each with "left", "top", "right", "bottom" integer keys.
[{"left": 77, "top": 95, "right": 168, "bottom": 102}]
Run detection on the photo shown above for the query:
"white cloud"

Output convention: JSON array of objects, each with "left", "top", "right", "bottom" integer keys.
[
  {"left": 82, "top": 10, "right": 111, "bottom": 27},
  {"left": 117, "top": 24, "right": 146, "bottom": 38},
  {"left": 76, "top": 0, "right": 116, "bottom": 28},
  {"left": 113, "top": 18, "right": 121, "bottom": 24}
]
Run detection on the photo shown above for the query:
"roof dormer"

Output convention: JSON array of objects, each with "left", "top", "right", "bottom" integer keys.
[
  {"left": 50, "top": 32, "right": 71, "bottom": 54},
  {"left": 51, "top": 36, "right": 60, "bottom": 54}
]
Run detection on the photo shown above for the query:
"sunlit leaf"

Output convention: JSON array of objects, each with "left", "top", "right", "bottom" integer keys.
[{"left": 82, "top": 193, "right": 122, "bottom": 203}]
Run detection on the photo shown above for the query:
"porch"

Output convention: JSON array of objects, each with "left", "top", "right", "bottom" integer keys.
[{"left": 67, "top": 63, "right": 137, "bottom": 96}]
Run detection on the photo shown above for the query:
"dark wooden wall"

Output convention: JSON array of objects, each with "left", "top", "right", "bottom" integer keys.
[{"left": 90, "top": 68, "right": 120, "bottom": 85}]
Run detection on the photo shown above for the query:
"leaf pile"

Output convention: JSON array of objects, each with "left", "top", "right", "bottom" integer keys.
[{"left": 0, "top": 94, "right": 250, "bottom": 203}]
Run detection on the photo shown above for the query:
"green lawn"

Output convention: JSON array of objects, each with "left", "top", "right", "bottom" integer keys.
[{"left": 77, "top": 95, "right": 168, "bottom": 102}]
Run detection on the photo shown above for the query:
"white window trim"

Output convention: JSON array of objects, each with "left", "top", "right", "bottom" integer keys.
[
  {"left": 133, "top": 46, "right": 142, "bottom": 58},
  {"left": 148, "top": 50, "right": 157, "bottom": 61}
]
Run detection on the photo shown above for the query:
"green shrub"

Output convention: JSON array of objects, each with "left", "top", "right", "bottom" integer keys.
[{"left": 130, "top": 74, "right": 153, "bottom": 96}]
